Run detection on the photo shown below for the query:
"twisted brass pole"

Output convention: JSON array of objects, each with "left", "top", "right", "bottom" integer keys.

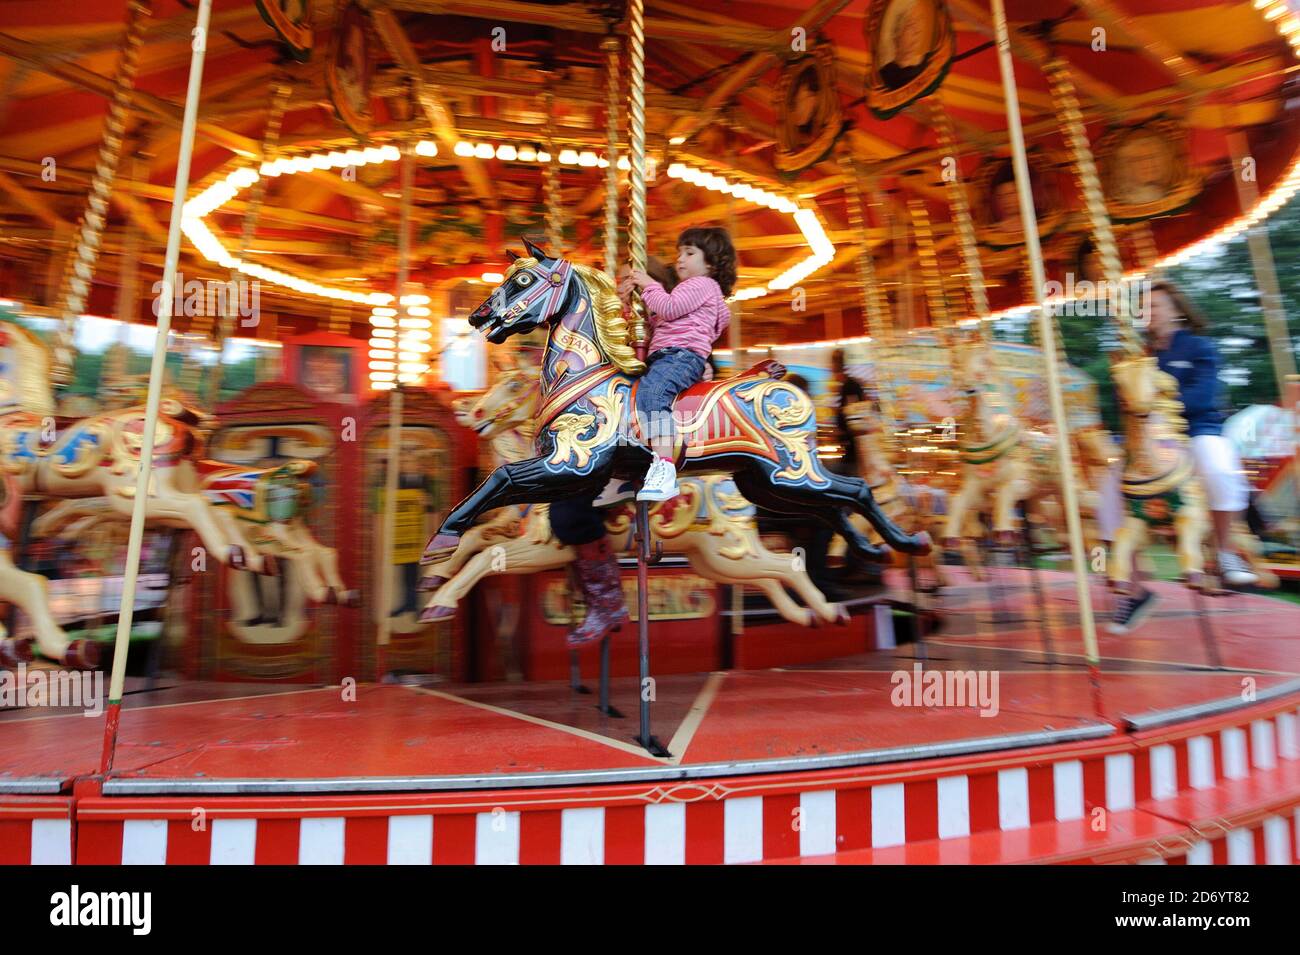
[
  {"left": 602, "top": 36, "right": 621, "bottom": 279},
  {"left": 205, "top": 77, "right": 291, "bottom": 409},
  {"left": 908, "top": 198, "right": 950, "bottom": 329},
  {"left": 543, "top": 88, "right": 563, "bottom": 251},
  {"left": 53, "top": 0, "right": 151, "bottom": 388},
  {"left": 840, "top": 151, "right": 900, "bottom": 431},
  {"left": 1046, "top": 56, "right": 1140, "bottom": 356},
  {"left": 626, "top": 0, "right": 649, "bottom": 355},
  {"left": 930, "top": 100, "right": 990, "bottom": 328}
]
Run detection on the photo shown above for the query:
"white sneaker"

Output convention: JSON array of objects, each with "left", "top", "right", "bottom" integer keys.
[
  {"left": 592, "top": 478, "right": 636, "bottom": 508},
  {"left": 1218, "top": 551, "right": 1259, "bottom": 587},
  {"left": 636, "top": 456, "right": 679, "bottom": 501}
]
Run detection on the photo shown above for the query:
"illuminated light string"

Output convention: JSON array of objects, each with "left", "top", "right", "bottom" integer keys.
[
  {"left": 368, "top": 292, "right": 432, "bottom": 389},
  {"left": 1255, "top": 0, "right": 1300, "bottom": 58},
  {"left": 181, "top": 145, "right": 835, "bottom": 311}
]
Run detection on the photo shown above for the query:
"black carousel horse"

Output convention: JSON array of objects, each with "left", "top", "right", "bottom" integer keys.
[{"left": 421, "top": 238, "right": 931, "bottom": 566}]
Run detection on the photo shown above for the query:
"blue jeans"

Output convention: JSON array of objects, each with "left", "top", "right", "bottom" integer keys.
[
  {"left": 634, "top": 347, "right": 707, "bottom": 445},
  {"left": 551, "top": 348, "right": 706, "bottom": 547}
]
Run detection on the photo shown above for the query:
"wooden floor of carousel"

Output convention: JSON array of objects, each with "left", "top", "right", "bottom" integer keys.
[{"left": 2, "top": 567, "right": 1298, "bottom": 865}]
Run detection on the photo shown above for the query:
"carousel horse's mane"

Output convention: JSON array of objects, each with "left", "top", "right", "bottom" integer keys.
[
  {"left": 1151, "top": 366, "right": 1189, "bottom": 440},
  {"left": 0, "top": 318, "right": 56, "bottom": 416},
  {"left": 504, "top": 256, "right": 646, "bottom": 377}
]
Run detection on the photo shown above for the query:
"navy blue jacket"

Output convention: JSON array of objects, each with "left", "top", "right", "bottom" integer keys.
[{"left": 1155, "top": 329, "right": 1225, "bottom": 437}]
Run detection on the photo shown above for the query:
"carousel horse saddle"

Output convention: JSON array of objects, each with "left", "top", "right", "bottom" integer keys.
[
  {"left": 635, "top": 358, "right": 788, "bottom": 464},
  {"left": 666, "top": 358, "right": 785, "bottom": 422}
]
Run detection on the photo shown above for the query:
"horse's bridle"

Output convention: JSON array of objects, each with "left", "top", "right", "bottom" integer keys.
[{"left": 473, "top": 258, "right": 573, "bottom": 334}]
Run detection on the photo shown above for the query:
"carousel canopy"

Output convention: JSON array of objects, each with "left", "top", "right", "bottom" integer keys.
[{"left": 0, "top": 0, "right": 1296, "bottom": 347}]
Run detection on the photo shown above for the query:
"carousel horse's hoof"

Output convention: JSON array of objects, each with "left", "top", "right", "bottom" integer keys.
[
  {"left": 417, "top": 574, "right": 447, "bottom": 593},
  {"left": 421, "top": 534, "right": 461, "bottom": 565},
  {"left": 260, "top": 555, "right": 279, "bottom": 577},
  {"left": 323, "top": 588, "right": 338, "bottom": 605},
  {"left": 228, "top": 545, "right": 247, "bottom": 570},
  {"left": 418, "top": 604, "right": 456, "bottom": 623},
  {"left": 912, "top": 531, "right": 933, "bottom": 555},
  {"left": 0, "top": 636, "right": 35, "bottom": 667},
  {"left": 834, "top": 606, "right": 851, "bottom": 627},
  {"left": 807, "top": 610, "right": 822, "bottom": 629},
  {"left": 63, "top": 639, "right": 99, "bottom": 670},
  {"left": 341, "top": 590, "right": 362, "bottom": 608}
]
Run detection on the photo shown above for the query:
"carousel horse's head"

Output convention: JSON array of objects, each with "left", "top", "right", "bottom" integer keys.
[
  {"left": 469, "top": 237, "right": 575, "bottom": 344},
  {"left": 943, "top": 324, "right": 989, "bottom": 401},
  {"left": 1110, "top": 353, "right": 1162, "bottom": 417},
  {"left": 1075, "top": 424, "right": 1121, "bottom": 469},
  {"left": 842, "top": 398, "right": 886, "bottom": 438},
  {"left": 455, "top": 350, "right": 541, "bottom": 439}
]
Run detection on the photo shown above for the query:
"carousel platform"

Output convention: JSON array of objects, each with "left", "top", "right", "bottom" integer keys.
[{"left": 1, "top": 569, "right": 1298, "bottom": 865}]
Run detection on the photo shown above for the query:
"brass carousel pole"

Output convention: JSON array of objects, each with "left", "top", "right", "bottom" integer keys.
[
  {"left": 930, "top": 102, "right": 990, "bottom": 327},
  {"left": 205, "top": 78, "right": 291, "bottom": 411},
  {"left": 626, "top": 0, "right": 649, "bottom": 361},
  {"left": 376, "top": 137, "right": 415, "bottom": 681},
  {"left": 992, "top": 6, "right": 1102, "bottom": 675},
  {"left": 101, "top": 0, "right": 213, "bottom": 774},
  {"left": 1224, "top": 129, "right": 1300, "bottom": 560},
  {"left": 52, "top": 0, "right": 151, "bottom": 389},
  {"left": 602, "top": 36, "right": 621, "bottom": 279},
  {"left": 626, "top": 0, "right": 666, "bottom": 756},
  {"left": 543, "top": 87, "right": 564, "bottom": 252},
  {"left": 1225, "top": 130, "right": 1298, "bottom": 401},
  {"left": 907, "top": 198, "right": 950, "bottom": 328},
  {"left": 841, "top": 154, "right": 899, "bottom": 450}
]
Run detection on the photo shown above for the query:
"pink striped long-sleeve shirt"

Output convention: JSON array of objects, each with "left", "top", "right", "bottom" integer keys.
[{"left": 640, "top": 275, "right": 731, "bottom": 360}]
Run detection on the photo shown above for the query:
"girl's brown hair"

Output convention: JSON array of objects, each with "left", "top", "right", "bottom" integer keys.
[
  {"left": 1149, "top": 280, "right": 1208, "bottom": 335},
  {"left": 678, "top": 226, "right": 737, "bottom": 297},
  {"left": 645, "top": 253, "right": 678, "bottom": 292}
]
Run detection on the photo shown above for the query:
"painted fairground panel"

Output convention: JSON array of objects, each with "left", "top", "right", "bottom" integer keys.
[
  {"left": 973, "top": 152, "right": 1073, "bottom": 250},
  {"left": 283, "top": 331, "right": 369, "bottom": 405},
  {"left": 360, "top": 387, "right": 468, "bottom": 680},
  {"left": 864, "top": 0, "right": 956, "bottom": 120},
  {"left": 199, "top": 382, "right": 352, "bottom": 683},
  {"left": 1096, "top": 117, "right": 1204, "bottom": 224},
  {"left": 775, "top": 41, "right": 844, "bottom": 173},
  {"left": 474, "top": 565, "right": 720, "bottom": 682}
]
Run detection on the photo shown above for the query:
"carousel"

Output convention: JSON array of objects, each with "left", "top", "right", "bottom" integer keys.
[{"left": 0, "top": 0, "right": 1298, "bottom": 867}]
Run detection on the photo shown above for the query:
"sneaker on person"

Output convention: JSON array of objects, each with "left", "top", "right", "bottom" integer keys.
[
  {"left": 1107, "top": 588, "right": 1159, "bottom": 635},
  {"left": 1218, "top": 551, "right": 1259, "bottom": 588},
  {"left": 637, "top": 455, "right": 679, "bottom": 502},
  {"left": 592, "top": 478, "right": 637, "bottom": 508}
]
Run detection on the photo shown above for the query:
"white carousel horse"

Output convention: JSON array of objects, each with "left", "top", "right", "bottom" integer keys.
[
  {"left": 0, "top": 320, "right": 279, "bottom": 665},
  {"left": 940, "top": 329, "right": 1055, "bottom": 551},
  {"left": 1108, "top": 355, "right": 1276, "bottom": 591},
  {"left": 840, "top": 398, "right": 952, "bottom": 589},
  {"left": 33, "top": 456, "right": 359, "bottom": 607}
]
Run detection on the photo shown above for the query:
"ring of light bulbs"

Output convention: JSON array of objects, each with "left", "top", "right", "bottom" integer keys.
[
  {"left": 179, "top": 140, "right": 836, "bottom": 388},
  {"left": 184, "top": 0, "right": 1296, "bottom": 378}
]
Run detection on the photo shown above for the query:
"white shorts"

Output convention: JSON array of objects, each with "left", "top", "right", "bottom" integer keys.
[{"left": 1190, "top": 434, "right": 1250, "bottom": 512}]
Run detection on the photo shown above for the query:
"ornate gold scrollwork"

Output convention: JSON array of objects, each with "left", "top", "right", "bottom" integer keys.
[
  {"left": 547, "top": 383, "right": 624, "bottom": 469},
  {"left": 736, "top": 380, "right": 826, "bottom": 485}
]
